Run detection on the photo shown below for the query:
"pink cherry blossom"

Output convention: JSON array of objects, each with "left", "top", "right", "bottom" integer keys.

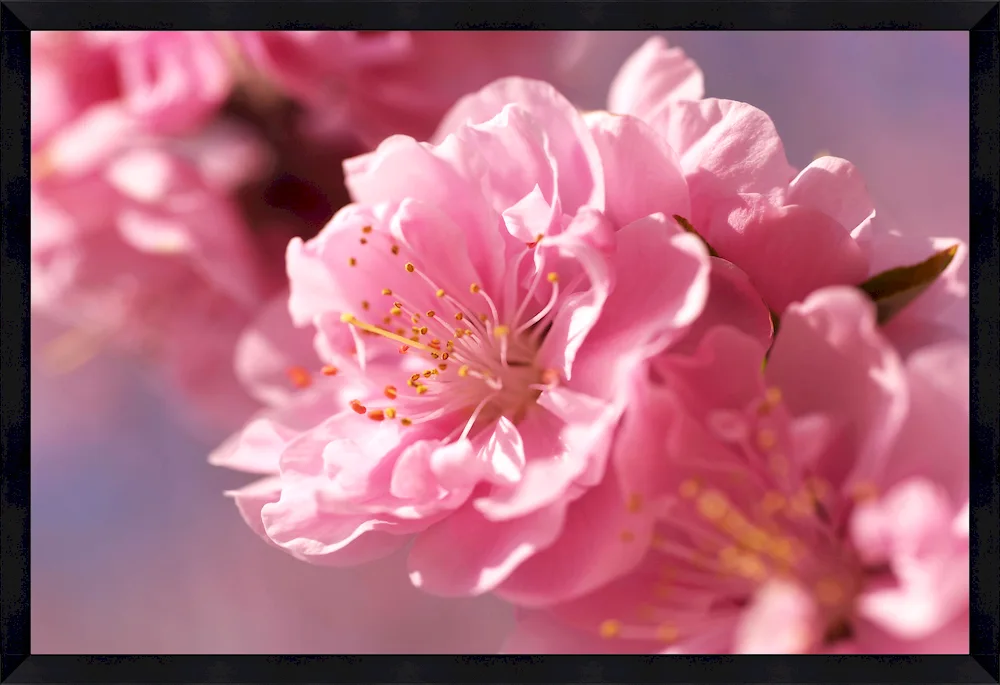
[
  {"left": 232, "top": 31, "right": 588, "bottom": 147},
  {"left": 214, "top": 78, "right": 715, "bottom": 599},
  {"left": 605, "top": 37, "right": 967, "bottom": 323},
  {"left": 505, "top": 287, "right": 968, "bottom": 654}
]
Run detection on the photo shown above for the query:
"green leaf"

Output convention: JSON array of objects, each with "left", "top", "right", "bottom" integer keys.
[
  {"left": 673, "top": 215, "right": 720, "bottom": 258},
  {"left": 857, "top": 244, "right": 959, "bottom": 325}
]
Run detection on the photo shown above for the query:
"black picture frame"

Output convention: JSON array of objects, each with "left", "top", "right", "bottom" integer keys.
[{"left": 2, "top": 2, "right": 997, "bottom": 683}]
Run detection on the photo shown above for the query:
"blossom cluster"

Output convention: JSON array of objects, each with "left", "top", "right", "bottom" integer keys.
[{"left": 32, "top": 33, "right": 969, "bottom": 654}]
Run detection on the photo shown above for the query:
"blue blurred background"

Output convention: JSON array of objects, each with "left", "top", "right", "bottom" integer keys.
[{"left": 31, "top": 31, "right": 969, "bottom": 653}]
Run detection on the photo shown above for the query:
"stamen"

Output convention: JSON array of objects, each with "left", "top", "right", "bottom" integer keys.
[
  {"left": 350, "top": 400, "right": 367, "bottom": 415},
  {"left": 341, "top": 312, "right": 433, "bottom": 352},
  {"left": 348, "top": 257, "right": 357, "bottom": 267},
  {"left": 361, "top": 225, "right": 373, "bottom": 234},
  {"left": 391, "top": 245, "right": 400, "bottom": 255},
  {"left": 321, "top": 365, "right": 338, "bottom": 376},
  {"left": 405, "top": 262, "right": 416, "bottom": 273},
  {"left": 286, "top": 366, "right": 312, "bottom": 389},
  {"left": 599, "top": 620, "right": 622, "bottom": 639},
  {"left": 384, "top": 385, "right": 398, "bottom": 399},
  {"left": 367, "top": 409, "right": 385, "bottom": 422},
  {"left": 385, "top": 407, "right": 397, "bottom": 419}
]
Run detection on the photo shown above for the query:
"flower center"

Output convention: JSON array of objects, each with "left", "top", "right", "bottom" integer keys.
[
  {"left": 336, "top": 226, "right": 564, "bottom": 440},
  {"left": 598, "top": 388, "right": 868, "bottom": 650}
]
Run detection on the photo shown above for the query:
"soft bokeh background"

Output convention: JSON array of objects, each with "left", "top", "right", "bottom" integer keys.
[{"left": 31, "top": 31, "right": 969, "bottom": 653}]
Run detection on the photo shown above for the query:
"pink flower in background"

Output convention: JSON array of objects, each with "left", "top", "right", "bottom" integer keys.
[
  {"left": 30, "top": 30, "right": 587, "bottom": 428},
  {"left": 214, "top": 76, "right": 716, "bottom": 600},
  {"left": 506, "top": 287, "right": 968, "bottom": 654},
  {"left": 234, "top": 31, "right": 587, "bottom": 147}
]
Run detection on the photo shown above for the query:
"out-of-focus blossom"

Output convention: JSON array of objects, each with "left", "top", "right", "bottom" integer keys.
[
  {"left": 212, "top": 76, "right": 717, "bottom": 601},
  {"left": 233, "top": 31, "right": 587, "bottom": 147},
  {"left": 505, "top": 287, "right": 968, "bottom": 654},
  {"left": 30, "top": 31, "right": 585, "bottom": 428}
]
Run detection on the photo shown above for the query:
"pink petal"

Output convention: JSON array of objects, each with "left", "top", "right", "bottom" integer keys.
[
  {"left": 495, "top": 465, "right": 654, "bottom": 607},
  {"left": 406, "top": 500, "right": 568, "bottom": 596},
  {"left": 859, "top": 341, "right": 969, "bottom": 501},
  {"left": 481, "top": 417, "right": 527, "bottom": 486},
  {"left": 225, "top": 475, "right": 284, "bottom": 541},
  {"left": 343, "top": 136, "right": 505, "bottom": 290},
  {"left": 647, "top": 98, "right": 796, "bottom": 229},
  {"left": 472, "top": 409, "right": 591, "bottom": 522},
  {"left": 669, "top": 257, "right": 773, "bottom": 356},
  {"left": 787, "top": 156, "right": 875, "bottom": 233},
  {"left": 766, "top": 287, "right": 909, "bottom": 489},
  {"left": 713, "top": 196, "right": 870, "bottom": 313},
  {"left": 608, "top": 36, "right": 704, "bottom": 119},
  {"left": 734, "top": 580, "right": 818, "bottom": 653},
  {"left": 567, "top": 215, "right": 710, "bottom": 397},
  {"left": 584, "top": 111, "right": 691, "bottom": 227},
  {"left": 261, "top": 487, "right": 416, "bottom": 567}
]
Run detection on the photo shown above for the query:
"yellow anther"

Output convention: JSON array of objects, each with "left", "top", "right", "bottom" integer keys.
[
  {"left": 547, "top": 272, "right": 559, "bottom": 283},
  {"left": 766, "top": 537, "right": 795, "bottom": 563},
  {"left": 426, "top": 310, "right": 436, "bottom": 318},
  {"left": 851, "top": 481, "right": 880, "bottom": 503},
  {"left": 367, "top": 409, "right": 385, "bottom": 422},
  {"left": 382, "top": 288, "right": 393, "bottom": 296},
  {"left": 734, "top": 554, "right": 768, "bottom": 581},
  {"left": 620, "top": 530, "right": 635, "bottom": 543},
  {"left": 390, "top": 244, "right": 400, "bottom": 255},
  {"left": 696, "top": 490, "right": 728, "bottom": 521},
  {"left": 455, "top": 312, "right": 464, "bottom": 321},
  {"left": 470, "top": 283, "right": 481, "bottom": 293},
  {"left": 400, "top": 417, "right": 413, "bottom": 426},
  {"left": 719, "top": 545, "right": 741, "bottom": 568},
  {"left": 321, "top": 365, "right": 338, "bottom": 376},
  {"left": 761, "top": 491, "right": 786, "bottom": 515},
  {"left": 384, "top": 407, "right": 397, "bottom": 420},
  {"left": 815, "top": 578, "right": 845, "bottom": 606},
  {"left": 656, "top": 624, "right": 679, "bottom": 643},
  {"left": 361, "top": 225, "right": 373, "bottom": 234},
  {"left": 340, "top": 313, "right": 433, "bottom": 352},
  {"left": 423, "top": 370, "right": 433, "bottom": 378},
  {"left": 412, "top": 313, "right": 421, "bottom": 323},
  {"left": 348, "top": 257, "right": 357, "bottom": 266},
  {"left": 416, "top": 385, "right": 429, "bottom": 395},
  {"left": 286, "top": 366, "right": 312, "bottom": 389},
  {"left": 599, "top": 620, "right": 621, "bottom": 639},
  {"left": 383, "top": 316, "right": 393, "bottom": 324},
  {"left": 405, "top": 262, "right": 416, "bottom": 273},
  {"left": 349, "top": 399, "right": 367, "bottom": 415},
  {"left": 395, "top": 328, "right": 406, "bottom": 335},
  {"left": 626, "top": 493, "right": 643, "bottom": 513},
  {"left": 360, "top": 237, "right": 368, "bottom": 245},
  {"left": 493, "top": 325, "right": 510, "bottom": 337},
  {"left": 420, "top": 326, "right": 428, "bottom": 335},
  {"left": 430, "top": 352, "right": 440, "bottom": 359},
  {"left": 390, "top": 307, "right": 402, "bottom": 316},
  {"left": 756, "top": 428, "right": 777, "bottom": 451},
  {"left": 441, "top": 352, "right": 450, "bottom": 360},
  {"left": 438, "top": 363, "right": 448, "bottom": 371},
  {"left": 764, "top": 386, "right": 782, "bottom": 406},
  {"left": 435, "top": 289, "right": 445, "bottom": 298},
  {"left": 458, "top": 365, "right": 470, "bottom": 377},
  {"left": 384, "top": 385, "right": 398, "bottom": 400},
  {"left": 479, "top": 313, "right": 488, "bottom": 322},
  {"left": 679, "top": 479, "right": 700, "bottom": 499},
  {"left": 361, "top": 300, "right": 370, "bottom": 310}
]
